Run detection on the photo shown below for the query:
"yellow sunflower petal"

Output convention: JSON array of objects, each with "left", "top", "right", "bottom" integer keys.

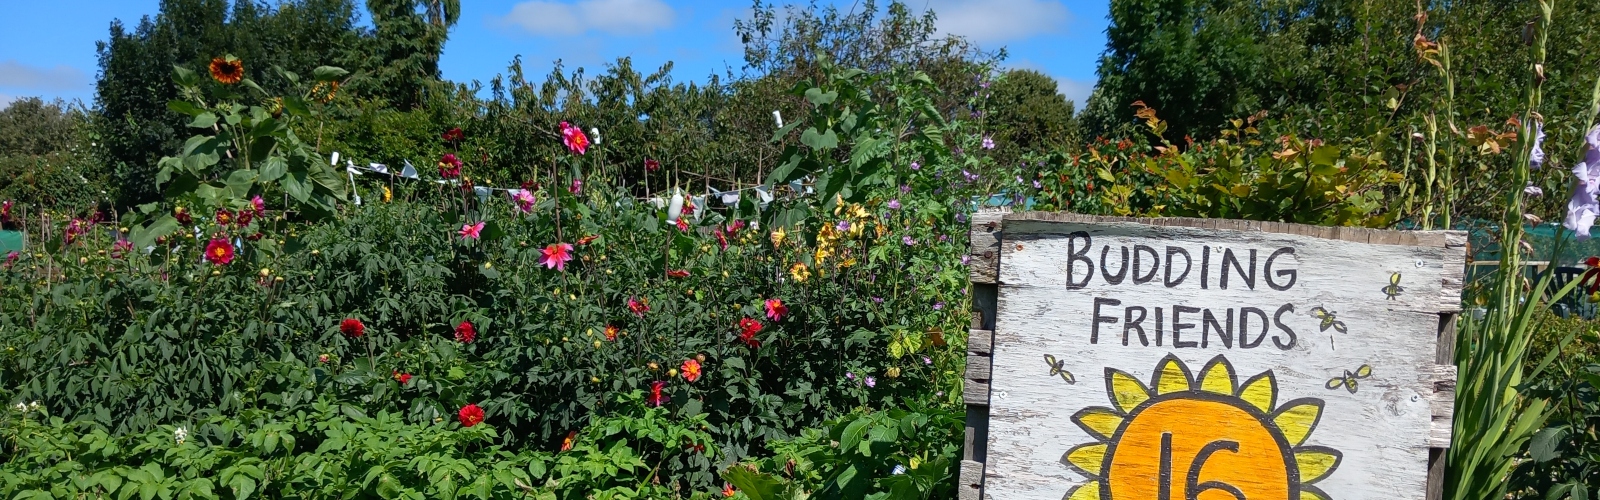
[
  {"left": 1300, "top": 486, "right": 1331, "bottom": 500},
  {"left": 1153, "top": 355, "right": 1193, "bottom": 395},
  {"left": 1198, "top": 355, "right": 1236, "bottom": 395},
  {"left": 1065, "top": 482, "right": 1100, "bottom": 500},
  {"left": 1107, "top": 369, "right": 1151, "bottom": 413},
  {"left": 1239, "top": 371, "right": 1278, "bottom": 413},
  {"left": 1060, "top": 443, "right": 1108, "bottom": 476},
  {"left": 1294, "top": 446, "right": 1342, "bottom": 483},
  {"left": 1274, "top": 399, "right": 1324, "bottom": 447},
  {"left": 1072, "top": 407, "right": 1124, "bottom": 441}
]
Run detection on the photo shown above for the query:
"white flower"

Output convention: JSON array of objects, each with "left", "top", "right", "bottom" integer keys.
[
  {"left": 13, "top": 403, "right": 26, "bottom": 412},
  {"left": 891, "top": 465, "right": 907, "bottom": 475},
  {"left": 174, "top": 426, "right": 189, "bottom": 445}
]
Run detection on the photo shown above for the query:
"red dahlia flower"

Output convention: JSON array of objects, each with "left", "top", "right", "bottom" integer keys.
[
  {"left": 560, "top": 122, "right": 589, "bottom": 155},
  {"left": 204, "top": 238, "right": 234, "bottom": 265},
  {"left": 538, "top": 242, "right": 574, "bottom": 271},
  {"left": 215, "top": 209, "right": 233, "bottom": 226},
  {"left": 438, "top": 153, "right": 463, "bottom": 178},
  {"left": 737, "top": 318, "right": 762, "bottom": 348},
  {"left": 455, "top": 321, "right": 476, "bottom": 343},
  {"left": 174, "top": 207, "right": 192, "bottom": 225},
  {"left": 393, "top": 371, "right": 412, "bottom": 384},
  {"left": 645, "top": 158, "right": 660, "bottom": 171},
  {"left": 604, "top": 324, "right": 619, "bottom": 341},
  {"left": 458, "top": 404, "right": 484, "bottom": 427},
  {"left": 667, "top": 269, "right": 689, "bottom": 278},
  {"left": 765, "top": 299, "right": 788, "bottom": 321},
  {"left": 628, "top": 297, "right": 650, "bottom": 317},
  {"left": 441, "top": 127, "right": 465, "bottom": 143},
  {"left": 681, "top": 359, "right": 702, "bottom": 382},
  {"left": 648, "top": 380, "right": 669, "bottom": 407},
  {"left": 562, "top": 430, "right": 577, "bottom": 451},
  {"left": 340, "top": 318, "right": 365, "bottom": 338}
]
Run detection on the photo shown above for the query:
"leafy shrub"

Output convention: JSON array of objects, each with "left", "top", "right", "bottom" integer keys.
[{"left": 722, "top": 406, "right": 963, "bottom": 499}]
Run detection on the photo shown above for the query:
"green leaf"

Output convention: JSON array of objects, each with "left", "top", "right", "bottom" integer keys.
[
  {"left": 1530, "top": 426, "right": 1567, "bottom": 462},
  {"left": 167, "top": 100, "right": 205, "bottom": 116},
  {"left": 172, "top": 65, "right": 200, "bottom": 87},
  {"left": 130, "top": 216, "right": 180, "bottom": 250},
  {"left": 1309, "top": 145, "right": 1342, "bottom": 166},
  {"left": 722, "top": 466, "right": 786, "bottom": 500},
  {"left": 839, "top": 418, "right": 869, "bottom": 456},
  {"left": 225, "top": 170, "right": 259, "bottom": 198},
  {"left": 188, "top": 113, "right": 217, "bottom": 129},
  {"left": 312, "top": 66, "right": 349, "bottom": 82},
  {"left": 259, "top": 157, "right": 287, "bottom": 183},
  {"left": 800, "top": 128, "right": 839, "bottom": 150},
  {"left": 803, "top": 88, "right": 838, "bottom": 106}
]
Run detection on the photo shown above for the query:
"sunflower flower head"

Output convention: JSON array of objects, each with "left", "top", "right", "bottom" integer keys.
[{"left": 208, "top": 56, "right": 244, "bottom": 85}]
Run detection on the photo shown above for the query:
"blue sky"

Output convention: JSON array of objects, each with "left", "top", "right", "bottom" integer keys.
[{"left": 0, "top": 0, "right": 1109, "bottom": 110}]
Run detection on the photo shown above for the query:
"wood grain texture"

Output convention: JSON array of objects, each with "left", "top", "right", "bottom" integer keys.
[
  {"left": 981, "top": 215, "right": 1462, "bottom": 500},
  {"left": 960, "top": 460, "right": 986, "bottom": 500},
  {"left": 969, "top": 208, "right": 1011, "bottom": 284}
]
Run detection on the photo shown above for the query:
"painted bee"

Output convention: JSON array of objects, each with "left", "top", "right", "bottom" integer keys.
[
  {"left": 1310, "top": 307, "right": 1348, "bottom": 334},
  {"left": 1326, "top": 365, "right": 1374, "bottom": 393},
  {"left": 1382, "top": 272, "right": 1405, "bottom": 300},
  {"left": 1043, "top": 354, "right": 1075, "bottom": 384}
]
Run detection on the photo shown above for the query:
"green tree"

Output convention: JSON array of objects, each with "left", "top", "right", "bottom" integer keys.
[
  {"left": 0, "top": 98, "right": 83, "bottom": 156},
  {"left": 1085, "top": 0, "right": 1263, "bottom": 141},
  {"left": 363, "top": 0, "right": 458, "bottom": 110},
  {"left": 985, "top": 69, "right": 1078, "bottom": 165}
]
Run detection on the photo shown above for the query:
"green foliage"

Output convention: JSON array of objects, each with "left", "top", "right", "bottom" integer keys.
[
  {"left": 153, "top": 62, "right": 349, "bottom": 224},
  {"left": 721, "top": 407, "right": 962, "bottom": 500},
  {"left": 984, "top": 70, "right": 1078, "bottom": 167},
  {"left": 0, "top": 391, "right": 720, "bottom": 499},
  {"left": 0, "top": 97, "right": 83, "bottom": 156}
]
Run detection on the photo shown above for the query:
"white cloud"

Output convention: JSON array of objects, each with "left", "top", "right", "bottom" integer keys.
[
  {"left": 1056, "top": 77, "right": 1095, "bottom": 109},
  {"left": 500, "top": 0, "right": 676, "bottom": 37},
  {"left": 0, "top": 61, "right": 89, "bottom": 91},
  {"left": 926, "top": 0, "right": 1070, "bottom": 45}
]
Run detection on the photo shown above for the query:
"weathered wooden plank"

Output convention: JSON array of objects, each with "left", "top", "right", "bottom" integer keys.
[
  {"left": 1426, "top": 311, "right": 1460, "bottom": 500},
  {"left": 964, "top": 379, "right": 991, "bottom": 406},
  {"left": 959, "top": 460, "right": 986, "bottom": 500},
  {"left": 969, "top": 329, "right": 994, "bottom": 356},
  {"left": 966, "top": 355, "right": 992, "bottom": 383},
  {"left": 969, "top": 209, "right": 1011, "bottom": 284},
  {"left": 984, "top": 215, "right": 1459, "bottom": 500}
]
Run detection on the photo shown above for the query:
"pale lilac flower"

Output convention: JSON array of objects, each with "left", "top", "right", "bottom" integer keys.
[
  {"left": 955, "top": 213, "right": 967, "bottom": 223},
  {"left": 910, "top": 161, "right": 920, "bottom": 171},
  {"left": 872, "top": 297, "right": 884, "bottom": 303},
  {"left": 1015, "top": 176, "right": 1024, "bottom": 184},
  {"left": 1564, "top": 125, "right": 1600, "bottom": 239},
  {"left": 933, "top": 301, "right": 944, "bottom": 310},
  {"left": 953, "top": 147, "right": 964, "bottom": 156},
  {"left": 865, "top": 376, "right": 876, "bottom": 388},
  {"left": 980, "top": 80, "right": 991, "bottom": 89},
  {"left": 983, "top": 136, "right": 995, "bottom": 150},
  {"left": 961, "top": 254, "right": 971, "bottom": 265},
  {"left": 837, "top": 220, "right": 851, "bottom": 232},
  {"left": 1531, "top": 121, "right": 1547, "bottom": 170},
  {"left": 888, "top": 199, "right": 901, "bottom": 210},
  {"left": 922, "top": 356, "right": 932, "bottom": 365},
  {"left": 903, "top": 236, "right": 916, "bottom": 246},
  {"left": 1525, "top": 184, "right": 1543, "bottom": 198},
  {"left": 900, "top": 184, "right": 911, "bottom": 194},
  {"left": 962, "top": 170, "right": 978, "bottom": 182},
  {"left": 846, "top": 372, "right": 856, "bottom": 380},
  {"left": 939, "top": 234, "right": 949, "bottom": 243},
  {"left": 1033, "top": 179, "right": 1043, "bottom": 189}
]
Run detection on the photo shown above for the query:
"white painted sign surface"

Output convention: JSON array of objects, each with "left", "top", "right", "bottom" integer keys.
[{"left": 983, "top": 219, "right": 1455, "bottom": 500}]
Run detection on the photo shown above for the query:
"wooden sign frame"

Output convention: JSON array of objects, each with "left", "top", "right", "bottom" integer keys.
[{"left": 960, "top": 210, "right": 1463, "bottom": 500}]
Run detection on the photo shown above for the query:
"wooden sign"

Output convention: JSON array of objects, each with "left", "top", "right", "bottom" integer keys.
[{"left": 961, "top": 212, "right": 1463, "bottom": 500}]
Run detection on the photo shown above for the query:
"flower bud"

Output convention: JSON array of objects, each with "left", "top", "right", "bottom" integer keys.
[{"left": 648, "top": 362, "right": 660, "bottom": 371}]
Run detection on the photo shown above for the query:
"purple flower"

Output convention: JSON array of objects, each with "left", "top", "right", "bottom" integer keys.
[
  {"left": 1564, "top": 125, "right": 1600, "bottom": 240},
  {"left": 980, "top": 80, "right": 991, "bottom": 89},
  {"left": 962, "top": 170, "right": 978, "bottom": 182},
  {"left": 955, "top": 213, "right": 967, "bottom": 223},
  {"left": 961, "top": 254, "right": 971, "bottom": 265},
  {"left": 1525, "top": 183, "right": 1544, "bottom": 197},
  {"left": 983, "top": 136, "right": 996, "bottom": 150},
  {"left": 888, "top": 199, "right": 901, "bottom": 210},
  {"left": 1034, "top": 179, "right": 1043, "bottom": 189},
  {"left": 953, "top": 147, "right": 964, "bottom": 157},
  {"left": 900, "top": 184, "right": 911, "bottom": 194},
  {"left": 569, "top": 178, "right": 583, "bottom": 194},
  {"left": 865, "top": 376, "right": 877, "bottom": 388},
  {"left": 933, "top": 301, "right": 944, "bottom": 310},
  {"left": 837, "top": 220, "right": 851, "bottom": 232},
  {"left": 939, "top": 234, "right": 949, "bottom": 243},
  {"left": 1015, "top": 176, "right": 1024, "bottom": 184},
  {"left": 846, "top": 372, "right": 856, "bottom": 380},
  {"left": 910, "top": 161, "right": 920, "bottom": 171},
  {"left": 1531, "top": 121, "right": 1547, "bottom": 170},
  {"left": 903, "top": 236, "right": 916, "bottom": 246},
  {"left": 872, "top": 297, "right": 884, "bottom": 303},
  {"left": 923, "top": 356, "right": 932, "bottom": 365}
]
